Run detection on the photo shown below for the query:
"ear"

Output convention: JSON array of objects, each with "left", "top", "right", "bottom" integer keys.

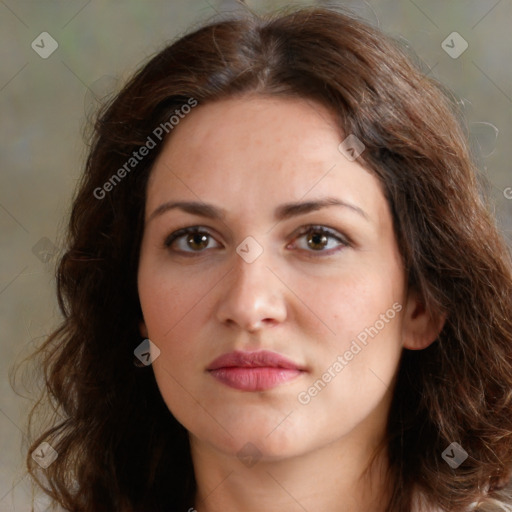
[
  {"left": 139, "top": 319, "right": 148, "bottom": 339},
  {"left": 402, "top": 290, "right": 446, "bottom": 350}
]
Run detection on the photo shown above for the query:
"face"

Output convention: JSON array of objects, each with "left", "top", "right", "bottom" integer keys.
[{"left": 137, "top": 95, "right": 411, "bottom": 462}]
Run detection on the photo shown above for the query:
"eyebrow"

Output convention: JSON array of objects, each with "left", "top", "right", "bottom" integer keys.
[{"left": 147, "top": 197, "right": 369, "bottom": 224}]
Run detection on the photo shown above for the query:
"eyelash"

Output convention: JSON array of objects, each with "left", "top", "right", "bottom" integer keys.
[{"left": 163, "top": 224, "right": 350, "bottom": 258}]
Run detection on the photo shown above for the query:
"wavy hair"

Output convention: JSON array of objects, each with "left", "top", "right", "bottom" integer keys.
[{"left": 18, "top": 5, "right": 512, "bottom": 511}]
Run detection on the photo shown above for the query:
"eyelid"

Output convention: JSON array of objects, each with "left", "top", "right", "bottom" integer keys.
[
  {"left": 163, "top": 224, "right": 351, "bottom": 255},
  {"left": 163, "top": 225, "right": 220, "bottom": 249},
  {"left": 288, "top": 224, "right": 350, "bottom": 255},
  {"left": 291, "top": 224, "right": 350, "bottom": 243}
]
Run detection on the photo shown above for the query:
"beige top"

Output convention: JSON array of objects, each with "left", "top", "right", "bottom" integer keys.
[
  {"left": 411, "top": 489, "right": 512, "bottom": 512},
  {"left": 35, "top": 483, "right": 512, "bottom": 511}
]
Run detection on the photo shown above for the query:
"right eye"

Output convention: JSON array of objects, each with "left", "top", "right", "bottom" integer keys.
[{"left": 164, "top": 226, "right": 221, "bottom": 255}]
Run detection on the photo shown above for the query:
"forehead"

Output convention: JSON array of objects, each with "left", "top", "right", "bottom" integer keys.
[
  {"left": 153, "top": 95, "right": 341, "bottom": 168},
  {"left": 145, "top": 95, "right": 387, "bottom": 223}
]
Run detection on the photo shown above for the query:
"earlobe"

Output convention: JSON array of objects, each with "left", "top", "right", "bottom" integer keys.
[{"left": 402, "top": 291, "right": 446, "bottom": 350}]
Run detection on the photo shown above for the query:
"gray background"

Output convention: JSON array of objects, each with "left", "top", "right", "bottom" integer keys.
[{"left": 1, "top": 0, "right": 511, "bottom": 509}]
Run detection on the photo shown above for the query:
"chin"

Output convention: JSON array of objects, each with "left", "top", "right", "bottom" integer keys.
[{"left": 221, "top": 417, "right": 311, "bottom": 458}]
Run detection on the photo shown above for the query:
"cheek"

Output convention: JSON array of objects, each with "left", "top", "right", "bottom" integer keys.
[
  {"left": 138, "top": 268, "right": 213, "bottom": 432},
  {"left": 296, "top": 299, "right": 403, "bottom": 440},
  {"left": 138, "top": 265, "right": 212, "bottom": 390},
  {"left": 138, "top": 264, "right": 203, "bottom": 341},
  {"left": 290, "top": 261, "right": 403, "bottom": 338},
  {"left": 296, "top": 263, "right": 404, "bottom": 392}
]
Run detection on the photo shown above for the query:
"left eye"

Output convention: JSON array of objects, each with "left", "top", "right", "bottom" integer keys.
[
  {"left": 163, "top": 225, "right": 349, "bottom": 255},
  {"left": 290, "top": 225, "right": 349, "bottom": 255}
]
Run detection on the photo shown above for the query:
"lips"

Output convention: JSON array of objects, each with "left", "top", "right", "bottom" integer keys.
[
  {"left": 207, "top": 350, "right": 304, "bottom": 371},
  {"left": 207, "top": 350, "right": 306, "bottom": 391}
]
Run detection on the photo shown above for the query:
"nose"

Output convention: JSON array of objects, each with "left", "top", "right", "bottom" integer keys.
[{"left": 214, "top": 249, "right": 287, "bottom": 332}]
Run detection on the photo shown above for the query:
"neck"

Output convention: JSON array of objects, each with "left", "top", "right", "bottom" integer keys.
[{"left": 189, "top": 429, "right": 393, "bottom": 512}]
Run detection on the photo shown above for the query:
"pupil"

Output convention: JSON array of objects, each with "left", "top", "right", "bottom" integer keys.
[
  {"left": 189, "top": 233, "right": 208, "bottom": 249},
  {"left": 309, "top": 232, "right": 327, "bottom": 250}
]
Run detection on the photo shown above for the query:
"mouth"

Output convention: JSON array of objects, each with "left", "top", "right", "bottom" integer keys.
[{"left": 206, "top": 350, "right": 307, "bottom": 391}]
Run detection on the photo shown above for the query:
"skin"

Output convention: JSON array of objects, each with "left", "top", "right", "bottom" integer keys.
[{"left": 137, "top": 95, "right": 443, "bottom": 512}]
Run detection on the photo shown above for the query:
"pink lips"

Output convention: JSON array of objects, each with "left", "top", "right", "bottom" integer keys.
[{"left": 207, "top": 350, "right": 306, "bottom": 391}]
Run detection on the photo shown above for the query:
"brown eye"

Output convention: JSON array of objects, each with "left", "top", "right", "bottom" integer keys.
[
  {"left": 306, "top": 231, "right": 329, "bottom": 251},
  {"left": 164, "top": 227, "right": 220, "bottom": 254},
  {"left": 292, "top": 225, "right": 349, "bottom": 256},
  {"left": 186, "top": 232, "right": 210, "bottom": 251}
]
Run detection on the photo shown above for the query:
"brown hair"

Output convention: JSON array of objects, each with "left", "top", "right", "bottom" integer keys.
[{"left": 19, "top": 5, "right": 512, "bottom": 511}]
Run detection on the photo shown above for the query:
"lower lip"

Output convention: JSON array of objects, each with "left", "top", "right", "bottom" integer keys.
[{"left": 208, "top": 367, "right": 303, "bottom": 391}]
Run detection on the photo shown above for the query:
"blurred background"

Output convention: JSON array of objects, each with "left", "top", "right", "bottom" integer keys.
[{"left": 1, "top": 0, "right": 511, "bottom": 509}]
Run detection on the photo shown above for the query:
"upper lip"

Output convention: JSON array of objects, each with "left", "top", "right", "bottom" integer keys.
[{"left": 207, "top": 350, "right": 306, "bottom": 371}]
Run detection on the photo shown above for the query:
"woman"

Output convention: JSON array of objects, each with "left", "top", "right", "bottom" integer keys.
[{"left": 24, "top": 5, "right": 512, "bottom": 511}]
